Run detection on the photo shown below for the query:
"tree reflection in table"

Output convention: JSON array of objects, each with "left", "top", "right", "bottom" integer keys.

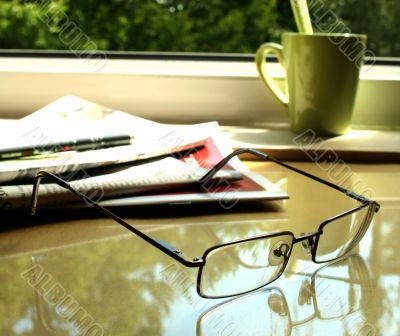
[{"left": 1, "top": 234, "right": 176, "bottom": 336}]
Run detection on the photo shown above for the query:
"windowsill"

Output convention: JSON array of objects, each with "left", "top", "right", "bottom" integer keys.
[
  {"left": 0, "top": 55, "right": 399, "bottom": 131},
  {"left": 1, "top": 56, "right": 400, "bottom": 79},
  {"left": 224, "top": 125, "right": 400, "bottom": 163}
]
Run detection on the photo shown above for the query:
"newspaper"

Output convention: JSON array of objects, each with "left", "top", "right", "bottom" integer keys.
[
  {"left": 0, "top": 96, "right": 289, "bottom": 212},
  {"left": 0, "top": 157, "right": 241, "bottom": 211},
  {"left": 0, "top": 96, "right": 210, "bottom": 183}
]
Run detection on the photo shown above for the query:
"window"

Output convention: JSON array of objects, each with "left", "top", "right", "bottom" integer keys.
[
  {"left": 1, "top": 0, "right": 399, "bottom": 57},
  {"left": 0, "top": 1, "right": 399, "bottom": 130}
]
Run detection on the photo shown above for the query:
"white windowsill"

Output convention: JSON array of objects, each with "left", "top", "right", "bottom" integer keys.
[
  {"left": 0, "top": 57, "right": 399, "bottom": 130},
  {"left": 1, "top": 56, "right": 400, "bottom": 79}
]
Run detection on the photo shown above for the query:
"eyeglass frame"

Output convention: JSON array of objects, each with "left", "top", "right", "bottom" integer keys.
[{"left": 30, "top": 148, "right": 381, "bottom": 299}]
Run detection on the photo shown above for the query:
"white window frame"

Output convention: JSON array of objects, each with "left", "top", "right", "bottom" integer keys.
[{"left": 0, "top": 52, "right": 399, "bottom": 130}]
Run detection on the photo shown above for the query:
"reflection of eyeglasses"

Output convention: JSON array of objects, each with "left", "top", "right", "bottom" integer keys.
[
  {"left": 31, "top": 148, "right": 380, "bottom": 299},
  {"left": 197, "top": 255, "right": 373, "bottom": 336}
]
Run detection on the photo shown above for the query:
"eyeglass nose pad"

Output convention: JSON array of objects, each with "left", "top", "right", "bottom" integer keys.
[
  {"left": 300, "top": 233, "right": 313, "bottom": 255},
  {"left": 298, "top": 279, "right": 313, "bottom": 306},
  {"left": 268, "top": 241, "right": 290, "bottom": 266},
  {"left": 268, "top": 293, "right": 288, "bottom": 316}
]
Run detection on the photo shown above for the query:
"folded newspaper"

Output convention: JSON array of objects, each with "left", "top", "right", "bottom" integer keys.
[{"left": 0, "top": 96, "right": 288, "bottom": 212}]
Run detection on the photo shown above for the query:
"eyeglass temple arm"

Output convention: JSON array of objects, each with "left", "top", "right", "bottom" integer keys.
[
  {"left": 199, "top": 148, "right": 378, "bottom": 208},
  {"left": 30, "top": 171, "right": 204, "bottom": 268}
]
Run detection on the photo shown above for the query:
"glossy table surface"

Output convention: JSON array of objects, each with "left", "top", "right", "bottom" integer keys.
[{"left": 0, "top": 161, "right": 399, "bottom": 336}]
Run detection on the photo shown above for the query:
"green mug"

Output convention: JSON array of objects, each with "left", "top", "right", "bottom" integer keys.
[{"left": 256, "top": 33, "right": 367, "bottom": 136}]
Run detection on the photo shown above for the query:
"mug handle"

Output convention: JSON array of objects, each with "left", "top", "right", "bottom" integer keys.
[{"left": 256, "top": 43, "right": 289, "bottom": 107}]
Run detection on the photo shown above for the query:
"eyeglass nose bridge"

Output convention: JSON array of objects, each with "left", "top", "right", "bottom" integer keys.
[{"left": 295, "top": 231, "right": 320, "bottom": 254}]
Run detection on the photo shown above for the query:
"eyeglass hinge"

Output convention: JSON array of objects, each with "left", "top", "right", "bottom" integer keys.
[
  {"left": 155, "top": 239, "right": 183, "bottom": 255},
  {"left": 345, "top": 190, "right": 369, "bottom": 203}
]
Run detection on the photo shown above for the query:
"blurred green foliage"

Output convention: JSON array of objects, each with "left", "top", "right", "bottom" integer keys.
[{"left": 0, "top": 0, "right": 398, "bottom": 56}]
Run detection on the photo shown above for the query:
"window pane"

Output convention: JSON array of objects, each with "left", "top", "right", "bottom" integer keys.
[{"left": 0, "top": 1, "right": 398, "bottom": 57}]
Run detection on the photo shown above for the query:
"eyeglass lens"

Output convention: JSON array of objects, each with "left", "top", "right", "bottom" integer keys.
[
  {"left": 315, "top": 204, "right": 375, "bottom": 263},
  {"left": 199, "top": 234, "right": 293, "bottom": 298}
]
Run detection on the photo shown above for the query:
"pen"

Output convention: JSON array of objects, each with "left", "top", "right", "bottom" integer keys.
[{"left": 0, "top": 134, "right": 133, "bottom": 160}]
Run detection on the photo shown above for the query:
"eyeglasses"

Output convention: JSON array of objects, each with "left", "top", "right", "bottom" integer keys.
[{"left": 30, "top": 148, "right": 380, "bottom": 299}]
